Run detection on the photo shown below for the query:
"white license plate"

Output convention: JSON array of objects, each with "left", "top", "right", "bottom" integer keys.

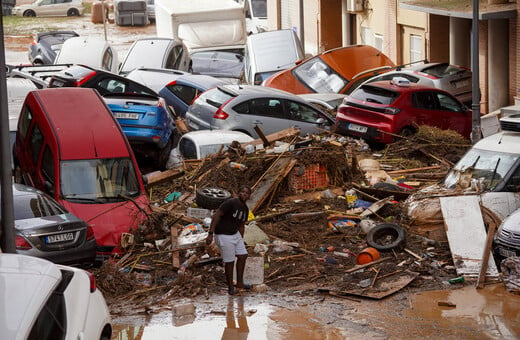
[
  {"left": 498, "top": 246, "right": 516, "bottom": 258},
  {"left": 115, "top": 112, "right": 139, "bottom": 119},
  {"left": 46, "top": 232, "right": 74, "bottom": 244},
  {"left": 348, "top": 123, "right": 368, "bottom": 133}
]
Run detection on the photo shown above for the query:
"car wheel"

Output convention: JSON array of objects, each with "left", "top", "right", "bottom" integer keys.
[
  {"left": 23, "top": 10, "right": 36, "bottom": 17},
  {"left": 196, "top": 187, "right": 231, "bottom": 209},
  {"left": 67, "top": 8, "right": 79, "bottom": 16},
  {"left": 399, "top": 127, "right": 415, "bottom": 138},
  {"left": 366, "top": 223, "right": 406, "bottom": 252}
]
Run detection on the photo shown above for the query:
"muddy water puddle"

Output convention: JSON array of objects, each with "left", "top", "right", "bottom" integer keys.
[
  {"left": 111, "top": 297, "right": 345, "bottom": 340},
  {"left": 110, "top": 284, "right": 520, "bottom": 340}
]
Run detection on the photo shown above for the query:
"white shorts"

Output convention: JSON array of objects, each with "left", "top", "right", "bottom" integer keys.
[{"left": 214, "top": 232, "right": 248, "bottom": 263}]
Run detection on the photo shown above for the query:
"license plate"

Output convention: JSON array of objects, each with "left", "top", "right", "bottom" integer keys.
[
  {"left": 46, "top": 232, "right": 74, "bottom": 244},
  {"left": 348, "top": 123, "right": 368, "bottom": 133},
  {"left": 115, "top": 112, "right": 139, "bottom": 119},
  {"left": 498, "top": 246, "right": 516, "bottom": 258}
]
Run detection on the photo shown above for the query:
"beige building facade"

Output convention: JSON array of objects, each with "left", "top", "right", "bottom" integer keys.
[{"left": 266, "top": 0, "right": 518, "bottom": 115}]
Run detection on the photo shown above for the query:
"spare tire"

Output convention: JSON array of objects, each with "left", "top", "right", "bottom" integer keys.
[
  {"left": 196, "top": 187, "right": 231, "bottom": 209},
  {"left": 366, "top": 223, "right": 406, "bottom": 252}
]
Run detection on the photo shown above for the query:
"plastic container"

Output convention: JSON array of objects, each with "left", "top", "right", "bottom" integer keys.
[
  {"left": 229, "top": 162, "right": 248, "bottom": 170},
  {"left": 356, "top": 247, "right": 381, "bottom": 265},
  {"left": 345, "top": 189, "right": 357, "bottom": 208}
]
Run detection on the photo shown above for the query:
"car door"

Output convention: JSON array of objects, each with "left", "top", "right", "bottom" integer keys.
[
  {"left": 410, "top": 91, "right": 440, "bottom": 127},
  {"left": 234, "top": 97, "right": 291, "bottom": 136},
  {"left": 432, "top": 91, "right": 472, "bottom": 137},
  {"left": 284, "top": 99, "right": 334, "bottom": 135}
]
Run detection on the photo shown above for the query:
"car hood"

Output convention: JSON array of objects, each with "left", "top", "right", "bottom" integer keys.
[
  {"left": 500, "top": 209, "right": 520, "bottom": 233},
  {"left": 61, "top": 196, "right": 150, "bottom": 247}
]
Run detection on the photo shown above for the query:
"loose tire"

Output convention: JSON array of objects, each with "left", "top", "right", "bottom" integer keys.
[
  {"left": 366, "top": 223, "right": 406, "bottom": 252},
  {"left": 196, "top": 187, "right": 231, "bottom": 209}
]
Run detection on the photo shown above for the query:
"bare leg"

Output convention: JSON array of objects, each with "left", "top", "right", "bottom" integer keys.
[
  {"left": 235, "top": 254, "right": 248, "bottom": 288},
  {"left": 224, "top": 261, "right": 235, "bottom": 294}
]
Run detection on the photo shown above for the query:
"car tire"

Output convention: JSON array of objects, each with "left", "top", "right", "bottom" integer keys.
[
  {"left": 196, "top": 187, "right": 231, "bottom": 210},
  {"left": 366, "top": 223, "right": 406, "bottom": 252},
  {"left": 23, "top": 10, "right": 36, "bottom": 17},
  {"left": 67, "top": 8, "right": 79, "bottom": 16},
  {"left": 399, "top": 127, "right": 416, "bottom": 138}
]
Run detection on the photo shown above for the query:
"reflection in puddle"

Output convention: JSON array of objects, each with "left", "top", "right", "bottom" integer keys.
[
  {"left": 111, "top": 296, "right": 342, "bottom": 340},
  {"left": 408, "top": 284, "right": 520, "bottom": 338}
]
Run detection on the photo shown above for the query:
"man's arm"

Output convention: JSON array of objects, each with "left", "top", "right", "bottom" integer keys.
[{"left": 206, "top": 209, "right": 224, "bottom": 245}]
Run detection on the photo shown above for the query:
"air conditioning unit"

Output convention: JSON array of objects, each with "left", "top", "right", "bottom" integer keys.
[{"left": 346, "top": 0, "right": 364, "bottom": 12}]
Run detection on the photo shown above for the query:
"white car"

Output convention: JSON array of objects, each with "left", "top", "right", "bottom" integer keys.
[
  {"left": 0, "top": 253, "right": 112, "bottom": 340},
  {"left": 166, "top": 130, "right": 254, "bottom": 168},
  {"left": 54, "top": 37, "right": 119, "bottom": 73},
  {"left": 12, "top": 0, "right": 84, "bottom": 17}
]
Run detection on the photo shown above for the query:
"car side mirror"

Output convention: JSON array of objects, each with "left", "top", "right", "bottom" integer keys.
[{"left": 316, "top": 117, "right": 325, "bottom": 125}]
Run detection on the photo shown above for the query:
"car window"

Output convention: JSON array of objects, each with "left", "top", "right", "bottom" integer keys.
[
  {"left": 201, "top": 88, "right": 234, "bottom": 109},
  {"left": 29, "top": 125, "right": 44, "bottom": 165},
  {"left": 286, "top": 100, "right": 327, "bottom": 124},
  {"left": 169, "top": 84, "right": 197, "bottom": 105},
  {"left": 96, "top": 78, "right": 126, "bottom": 94},
  {"left": 18, "top": 107, "right": 32, "bottom": 139},
  {"left": 504, "top": 165, "right": 520, "bottom": 192},
  {"left": 178, "top": 137, "right": 197, "bottom": 159},
  {"left": 41, "top": 145, "right": 55, "bottom": 188},
  {"left": 435, "top": 92, "right": 464, "bottom": 112},
  {"left": 232, "top": 101, "right": 250, "bottom": 114},
  {"left": 350, "top": 85, "right": 399, "bottom": 105},
  {"left": 293, "top": 57, "right": 347, "bottom": 93},
  {"left": 14, "top": 191, "right": 67, "bottom": 220},
  {"left": 420, "top": 63, "right": 464, "bottom": 78},
  {"left": 102, "top": 48, "right": 114, "bottom": 72},
  {"left": 250, "top": 98, "right": 284, "bottom": 118},
  {"left": 169, "top": 45, "right": 184, "bottom": 70},
  {"left": 412, "top": 91, "right": 437, "bottom": 110},
  {"left": 377, "top": 73, "right": 420, "bottom": 83}
]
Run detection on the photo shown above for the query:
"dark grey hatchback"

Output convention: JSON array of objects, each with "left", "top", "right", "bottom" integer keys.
[{"left": 5, "top": 183, "right": 97, "bottom": 267}]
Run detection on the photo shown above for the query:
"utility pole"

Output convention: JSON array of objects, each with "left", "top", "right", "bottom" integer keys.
[
  {"left": 471, "top": 0, "right": 481, "bottom": 144},
  {"left": 0, "top": 8, "right": 17, "bottom": 253}
]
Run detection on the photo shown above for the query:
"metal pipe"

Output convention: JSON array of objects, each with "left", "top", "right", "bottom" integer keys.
[
  {"left": 471, "top": 0, "right": 481, "bottom": 143},
  {"left": 0, "top": 13, "right": 17, "bottom": 253}
]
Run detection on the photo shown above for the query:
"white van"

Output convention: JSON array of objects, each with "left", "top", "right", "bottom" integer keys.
[
  {"left": 54, "top": 37, "right": 119, "bottom": 73},
  {"left": 243, "top": 29, "right": 304, "bottom": 85},
  {"left": 235, "top": 0, "right": 268, "bottom": 35}
]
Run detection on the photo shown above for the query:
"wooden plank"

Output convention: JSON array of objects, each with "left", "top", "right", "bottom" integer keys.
[
  {"left": 145, "top": 168, "right": 184, "bottom": 186},
  {"left": 171, "top": 226, "right": 180, "bottom": 268},
  {"left": 247, "top": 157, "right": 296, "bottom": 214},
  {"left": 476, "top": 207, "right": 498, "bottom": 289},
  {"left": 242, "top": 127, "right": 300, "bottom": 147},
  {"left": 440, "top": 196, "right": 498, "bottom": 278}
]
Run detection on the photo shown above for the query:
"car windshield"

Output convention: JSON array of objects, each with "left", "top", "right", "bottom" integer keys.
[
  {"left": 420, "top": 63, "right": 466, "bottom": 78},
  {"left": 293, "top": 57, "right": 347, "bottom": 93},
  {"left": 60, "top": 158, "right": 141, "bottom": 202},
  {"left": 444, "top": 148, "right": 519, "bottom": 191},
  {"left": 349, "top": 85, "right": 400, "bottom": 105},
  {"left": 13, "top": 193, "right": 67, "bottom": 220}
]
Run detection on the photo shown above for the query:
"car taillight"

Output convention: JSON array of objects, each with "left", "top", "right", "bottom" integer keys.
[
  {"left": 213, "top": 108, "right": 229, "bottom": 120},
  {"left": 87, "top": 271, "right": 97, "bottom": 293},
  {"left": 15, "top": 236, "right": 32, "bottom": 250},
  {"left": 31, "top": 39, "right": 37, "bottom": 46},
  {"left": 86, "top": 226, "right": 95, "bottom": 241},
  {"left": 414, "top": 70, "right": 438, "bottom": 80},
  {"left": 76, "top": 71, "right": 97, "bottom": 86},
  {"left": 152, "top": 135, "right": 161, "bottom": 143},
  {"left": 384, "top": 107, "right": 401, "bottom": 115}
]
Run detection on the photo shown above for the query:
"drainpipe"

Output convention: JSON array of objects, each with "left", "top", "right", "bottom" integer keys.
[
  {"left": 0, "top": 14, "right": 16, "bottom": 253},
  {"left": 299, "top": 0, "right": 305, "bottom": 52},
  {"left": 342, "top": 0, "right": 348, "bottom": 46},
  {"left": 471, "top": 0, "right": 481, "bottom": 143}
]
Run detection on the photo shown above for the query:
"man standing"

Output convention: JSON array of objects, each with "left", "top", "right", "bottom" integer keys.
[{"left": 206, "top": 185, "right": 252, "bottom": 295}]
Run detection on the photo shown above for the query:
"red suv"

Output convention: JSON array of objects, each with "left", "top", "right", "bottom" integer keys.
[{"left": 334, "top": 78, "right": 472, "bottom": 146}]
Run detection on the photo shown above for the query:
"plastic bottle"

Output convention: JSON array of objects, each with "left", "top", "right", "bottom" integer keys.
[{"left": 229, "top": 162, "right": 248, "bottom": 170}]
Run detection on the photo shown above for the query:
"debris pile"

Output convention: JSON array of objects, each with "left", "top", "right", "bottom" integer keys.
[{"left": 93, "top": 126, "right": 476, "bottom": 313}]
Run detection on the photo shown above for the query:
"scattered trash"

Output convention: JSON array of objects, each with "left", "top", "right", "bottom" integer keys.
[
  {"left": 165, "top": 191, "right": 181, "bottom": 203},
  {"left": 448, "top": 277, "right": 465, "bottom": 284},
  {"left": 356, "top": 247, "right": 381, "bottom": 265}
]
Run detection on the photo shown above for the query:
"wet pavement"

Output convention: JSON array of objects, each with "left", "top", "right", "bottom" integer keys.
[
  {"left": 4, "top": 13, "right": 520, "bottom": 340},
  {"left": 110, "top": 284, "right": 520, "bottom": 340}
]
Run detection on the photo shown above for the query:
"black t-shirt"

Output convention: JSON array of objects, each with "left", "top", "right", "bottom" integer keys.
[{"left": 214, "top": 198, "right": 249, "bottom": 235}]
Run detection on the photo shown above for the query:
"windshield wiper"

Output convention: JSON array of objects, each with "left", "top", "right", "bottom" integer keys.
[{"left": 489, "top": 158, "right": 501, "bottom": 189}]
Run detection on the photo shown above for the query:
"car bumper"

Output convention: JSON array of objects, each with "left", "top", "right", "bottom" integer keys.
[{"left": 335, "top": 120, "right": 390, "bottom": 144}]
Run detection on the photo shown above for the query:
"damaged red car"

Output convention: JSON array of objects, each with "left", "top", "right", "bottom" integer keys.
[{"left": 13, "top": 88, "right": 150, "bottom": 261}]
